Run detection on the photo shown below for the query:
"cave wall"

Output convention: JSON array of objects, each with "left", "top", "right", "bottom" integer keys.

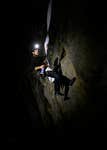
[
  {"left": 31, "top": 1, "right": 107, "bottom": 129},
  {"left": 32, "top": 27, "right": 106, "bottom": 129}
]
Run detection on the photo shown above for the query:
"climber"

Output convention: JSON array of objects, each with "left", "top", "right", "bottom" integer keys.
[
  {"left": 31, "top": 45, "right": 62, "bottom": 96},
  {"left": 31, "top": 46, "right": 76, "bottom": 100},
  {"left": 52, "top": 56, "right": 76, "bottom": 100},
  {"left": 31, "top": 45, "right": 48, "bottom": 77}
]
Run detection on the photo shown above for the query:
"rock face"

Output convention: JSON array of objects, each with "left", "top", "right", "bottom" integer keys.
[{"left": 28, "top": 1, "right": 107, "bottom": 130}]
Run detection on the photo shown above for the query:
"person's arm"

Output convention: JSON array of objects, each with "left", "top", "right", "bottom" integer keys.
[
  {"left": 34, "top": 65, "right": 45, "bottom": 71},
  {"left": 34, "top": 56, "right": 49, "bottom": 71}
]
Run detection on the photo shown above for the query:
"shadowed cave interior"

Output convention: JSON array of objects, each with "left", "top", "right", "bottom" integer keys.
[{"left": 15, "top": 0, "right": 107, "bottom": 139}]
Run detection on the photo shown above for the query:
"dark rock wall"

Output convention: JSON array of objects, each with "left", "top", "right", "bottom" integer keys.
[
  {"left": 34, "top": 1, "right": 107, "bottom": 128},
  {"left": 18, "top": 0, "right": 107, "bottom": 131}
]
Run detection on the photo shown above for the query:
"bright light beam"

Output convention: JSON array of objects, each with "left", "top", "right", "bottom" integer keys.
[{"left": 34, "top": 44, "right": 40, "bottom": 49}]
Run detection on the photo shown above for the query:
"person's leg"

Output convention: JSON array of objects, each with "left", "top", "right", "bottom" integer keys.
[
  {"left": 61, "top": 75, "right": 69, "bottom": 98},
  {"left": 64, "top": 86, "right": 70, "bottom": 100},
  {"left": 45, "top": 71, "right": 63, "bottom": 96},
  {"left": 61, "top": 75, "right": 76, "bottom": 86},
  {"left": 69, "top": 77, "right": 76, "bottom": 86},
  {"left": 54, "top": 73, "right": 60, "bottom": 95},
  {"left": 61, "top": 75, "right": 75, "bottom": 100}
]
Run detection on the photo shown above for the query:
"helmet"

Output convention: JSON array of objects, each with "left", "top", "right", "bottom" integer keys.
[{"left": 32, "top": 43, "right": 40, "bottom": 51}]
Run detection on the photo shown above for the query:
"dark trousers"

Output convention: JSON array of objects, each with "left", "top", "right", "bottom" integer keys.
[
  {"left": 46, "top": 71, "right": 61, "bottom": 94},
  {"left": 54, "top": 73, "right": 61, "bottom": 94},
  {"left": 46, "top": 71, "right": 72, "bottom": 97},
  {"left": 61, "top": 75, "right": 70, "bottom": 98}
]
